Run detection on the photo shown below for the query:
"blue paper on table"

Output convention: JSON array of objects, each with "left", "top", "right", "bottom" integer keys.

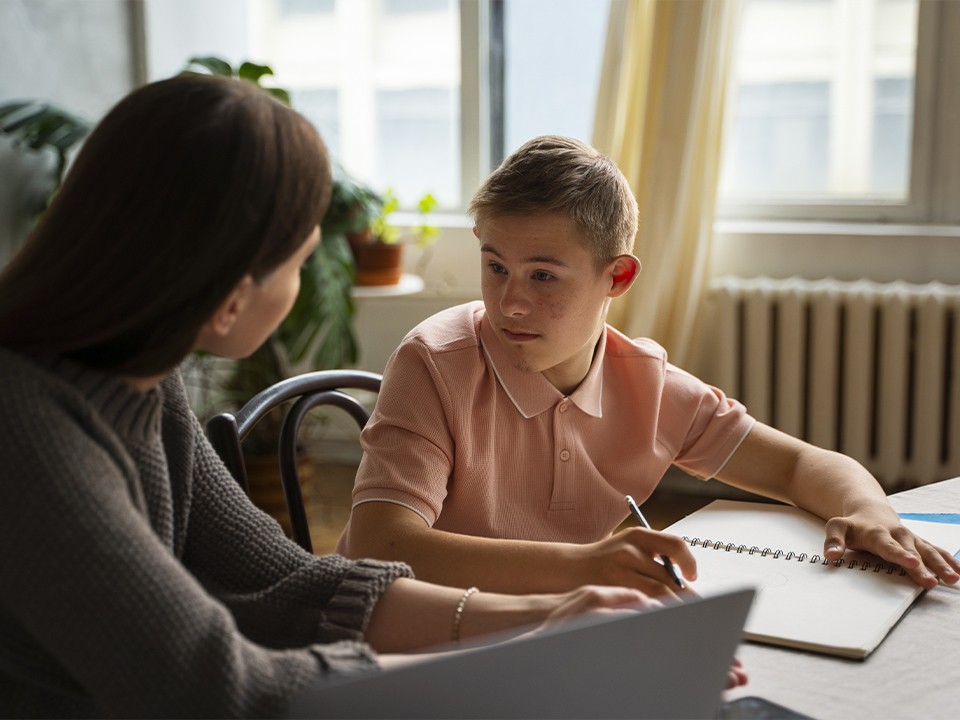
[
  {"left": 899, "top": 513, "right": 960, "bottom": 558},
  {"left": 898, "top": 513, "right": 960, "bottom": 525}
]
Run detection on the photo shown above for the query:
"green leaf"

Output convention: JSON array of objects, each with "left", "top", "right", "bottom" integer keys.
[
  {"left": 266, "top": 87, "right": 292, "bottom": 106},
  {"left": 0, "top": 101, "right": 39, "bottom": 129},
  {"left": 26, "top": 115, "right": 73, "bottom": 150},
  {"left": 0, "top": 101, "right": 32, "bottom": 120},
  {"left": 48, "top": 124, "right": 89, "bottom": 154},
  {"left": 1, "top": 105, "right": 48, "bottom": 134},
  {"left": 238, "top": 62, "right": 274, "bottom": 83},
  {"left": 0, "top": 101, "right": 91, "bottom": 195},
  {"left": 185, "top": 56, "right": 235, "bottom": 77}
]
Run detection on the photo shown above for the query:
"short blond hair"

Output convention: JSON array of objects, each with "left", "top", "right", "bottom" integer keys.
[{"left": 467, "top": 135, "right": 638, "bottom": 266}]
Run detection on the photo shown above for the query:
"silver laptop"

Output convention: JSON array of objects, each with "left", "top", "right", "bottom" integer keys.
[{"left": 287, "top": 588, "right": 755, "bottom": 719}]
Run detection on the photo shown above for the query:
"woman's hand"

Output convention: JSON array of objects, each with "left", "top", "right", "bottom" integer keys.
[
  {"left": 726, "top": 657, "right": 749, "bottom": 689},
  {"left": 540, "top": 583, "right": 663, "bottom": 626},
  {"left": 507, "top": 584, "right": 662, "bottom": 646},
  {"left": 522, "top": 584, "right": 748, "bottom": 689}
]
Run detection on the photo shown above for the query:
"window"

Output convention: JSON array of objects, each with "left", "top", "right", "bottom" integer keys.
[
  {"left": 144, "top": 0, "right": 959, "bottom": 225},
  {"left": 144, "top": 0, "right": 608, "bottom": 210},
  {"left": 719, "top": 0, "right": 960, "bottom": 224},
  {"left": 249, "top": 0, "right": 462, "bottom": 207},
  {"left": 249, "top": 0, "right": 608, "bottom": 208},
  {"left": 496, "top": 0, "right": 609, "bottom": 165}
]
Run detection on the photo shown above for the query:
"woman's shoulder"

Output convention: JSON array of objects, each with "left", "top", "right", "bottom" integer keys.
[
  {"left": 0, "top": 347, "right": 167, "bottom": 443},
  {"left": 0, "top": 347, "right": 73, "bottom": 412},
  {"left": 0, "top": 349, "right": 129, "bottom": 497}
]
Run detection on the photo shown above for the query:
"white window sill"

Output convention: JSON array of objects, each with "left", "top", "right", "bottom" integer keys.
[
  {"left": 380, "top": 214, "right": 960, "bottom": 298},
  {"left": 713, "top": 220, "right": 960, "bottom": 285}
]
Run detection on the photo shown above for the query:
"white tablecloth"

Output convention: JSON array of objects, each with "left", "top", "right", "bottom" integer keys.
[{"left": 723, "top": 477, "right": 960, "bottom": 719}]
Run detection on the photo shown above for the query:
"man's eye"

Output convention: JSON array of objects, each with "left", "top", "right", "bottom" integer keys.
[
  {"left": 489, "top": 262, "right": 507, "bottom": 274},
  {"left": 532, "top": 271, "right": 554, "bottom": 282}
]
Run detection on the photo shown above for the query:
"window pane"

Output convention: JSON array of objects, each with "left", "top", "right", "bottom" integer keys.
[
  {"left": 720, "top": 0, "right": 918, "bottom": 202},
  {"left": 723, "top": 81, "right": 830, "bottom": 196},
  {"left": 291, "top": 88, "right": 340, "bottom": 157},
  {"left": 252, "top": 0, "right": 460, "bottom": 208},
  {"left": 502, "top": 0, "right": 609, "bottom": 158},
  {"left": 871, "top": 77, "right": 912, "bottom": 195},
  {"left": 376, "top": 88, "right": 458, "bottom": 200},
  {"left": 279, "top": 0, "right": 334, "bottom": 15}
]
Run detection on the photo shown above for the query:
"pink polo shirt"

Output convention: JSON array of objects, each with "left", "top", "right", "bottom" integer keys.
[{"left": 340, "top": 301, "right": 754, "bottom": 545}]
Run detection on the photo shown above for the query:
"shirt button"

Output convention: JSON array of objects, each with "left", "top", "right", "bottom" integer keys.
[
  {"left": 559, "top": 449, "right": 571, "bottom": 461},
  {"left": 558, "top": 401, "right": 569, "bottom": 413}
]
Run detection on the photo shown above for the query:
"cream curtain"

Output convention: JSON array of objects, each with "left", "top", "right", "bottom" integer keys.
[{"left": 593, "top": 0, "right": 740, "bottom": 368}]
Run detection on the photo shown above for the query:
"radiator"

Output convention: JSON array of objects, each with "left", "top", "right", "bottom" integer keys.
[{"left": 704, "top": 276, "right": 960, "bottom": 490}]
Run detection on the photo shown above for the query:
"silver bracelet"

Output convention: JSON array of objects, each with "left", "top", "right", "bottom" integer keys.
[{"left": 452, "top": 586, "right": 479, "bottom": 643}]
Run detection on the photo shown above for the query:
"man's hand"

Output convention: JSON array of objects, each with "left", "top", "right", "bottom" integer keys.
[
  {"left": 566, "top": 527, "right": 699, "bottom": 600},
  {"left": 823, "top": 506, "right": 960, "bottom": 589}
]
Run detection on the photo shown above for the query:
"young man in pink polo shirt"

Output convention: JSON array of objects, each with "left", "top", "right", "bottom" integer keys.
[{"left": 337, "top": 135, "right": 960, "bottom": 599}]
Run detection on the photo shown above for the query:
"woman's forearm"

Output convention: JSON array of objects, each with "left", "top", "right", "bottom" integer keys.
[
  {"left": 363, "top": 578, "right": 552, "bottom": 652},
  {"left": 364, "top": 578, "right": 660, "bottom": 654}
]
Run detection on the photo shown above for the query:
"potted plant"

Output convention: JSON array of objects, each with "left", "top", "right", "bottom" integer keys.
[
  {"left": 346, "top": 184, "right": 439, "bottom": 286},
  {"left": 0, "top": 100, "right": 92, "bottom": 262},
  {"left": 180, "top": 57, "right": 359, "bottom": 536}
]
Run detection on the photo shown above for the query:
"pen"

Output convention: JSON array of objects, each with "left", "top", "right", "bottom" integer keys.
[{"left": 625, "top": 495, "right": 686, "bottom": 590}]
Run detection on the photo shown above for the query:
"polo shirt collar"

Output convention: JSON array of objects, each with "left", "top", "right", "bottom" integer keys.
[{"left": 479, "top": 313, "right": 605, "bottom": 419}]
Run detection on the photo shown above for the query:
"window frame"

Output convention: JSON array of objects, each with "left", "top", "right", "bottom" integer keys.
[{"left": 458, "top": 0, "right": 489, "bottom": 209}]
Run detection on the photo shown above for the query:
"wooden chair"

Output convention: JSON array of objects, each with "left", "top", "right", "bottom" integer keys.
[{"left": 206, "top": 369, "right": 382, "bottom": 553}]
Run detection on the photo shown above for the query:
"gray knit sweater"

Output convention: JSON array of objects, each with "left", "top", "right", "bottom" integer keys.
[{"left": 0, "top": 348, "right": 413, "bottom": 718}]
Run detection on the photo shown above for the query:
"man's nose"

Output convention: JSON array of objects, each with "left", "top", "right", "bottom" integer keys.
[{"left": 500, "top": 278, "right": 531, "bottom": 317}]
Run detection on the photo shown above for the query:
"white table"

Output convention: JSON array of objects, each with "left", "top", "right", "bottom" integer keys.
[{"left": 724, "top": 477, "right": 960, "bottom": 719}]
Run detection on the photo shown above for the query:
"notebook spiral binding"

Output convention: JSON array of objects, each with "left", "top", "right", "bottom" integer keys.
[{"left": 680, "top": 536, "right": 909, "bottom": 576}]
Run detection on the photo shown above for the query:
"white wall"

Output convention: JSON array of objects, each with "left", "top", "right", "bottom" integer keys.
[
  {"left": 0, "top": 0, "right": 136, "bottom": 118},
  {"left": 0, "top": 0, "right": 137, "bottom": 260},
  {"left": 713, "top": 222, "right": 960, "bottom": 286}
]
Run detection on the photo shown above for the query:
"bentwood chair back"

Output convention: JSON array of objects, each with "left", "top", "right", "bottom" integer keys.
[{"left": 206, "top": 369, "right": 382, "bottom": 553}]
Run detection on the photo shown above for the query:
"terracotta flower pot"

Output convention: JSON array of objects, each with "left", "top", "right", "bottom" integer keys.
[{"left": 348, "top": 232, "right": 404, "bottom": 286}]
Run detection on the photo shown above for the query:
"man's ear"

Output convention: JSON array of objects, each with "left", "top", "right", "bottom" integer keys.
[
  {"left": 608, "top": 254, "right": 641, "bottom": 297},
  {"left": 195, "top": 275, "right": 255, "bottom": 346},
  {"left": 472, "top": 225, "right": 480, "bottom": 239}
]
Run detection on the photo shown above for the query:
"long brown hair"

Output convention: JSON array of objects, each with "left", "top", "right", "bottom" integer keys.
[{"left": 0, "top": 74, "right": 331, "bottom": 376}]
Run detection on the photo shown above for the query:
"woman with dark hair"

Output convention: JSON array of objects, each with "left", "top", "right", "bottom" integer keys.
[{"left": 0, "top": 74, "right": 657, "bottom": 718}]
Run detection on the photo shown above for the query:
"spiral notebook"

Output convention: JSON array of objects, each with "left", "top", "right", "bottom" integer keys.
[{"left": 663, "top": 499, "right": 960, "bottom": 659}]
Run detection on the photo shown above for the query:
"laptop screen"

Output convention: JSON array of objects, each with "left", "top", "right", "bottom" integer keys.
[{"left": 287, "top": 588, "right": 755, "bottom": 719}]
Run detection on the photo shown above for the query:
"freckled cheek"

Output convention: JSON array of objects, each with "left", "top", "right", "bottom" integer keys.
[{"left": 539, "top": 292, "right": 567, "bottom": 321}]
